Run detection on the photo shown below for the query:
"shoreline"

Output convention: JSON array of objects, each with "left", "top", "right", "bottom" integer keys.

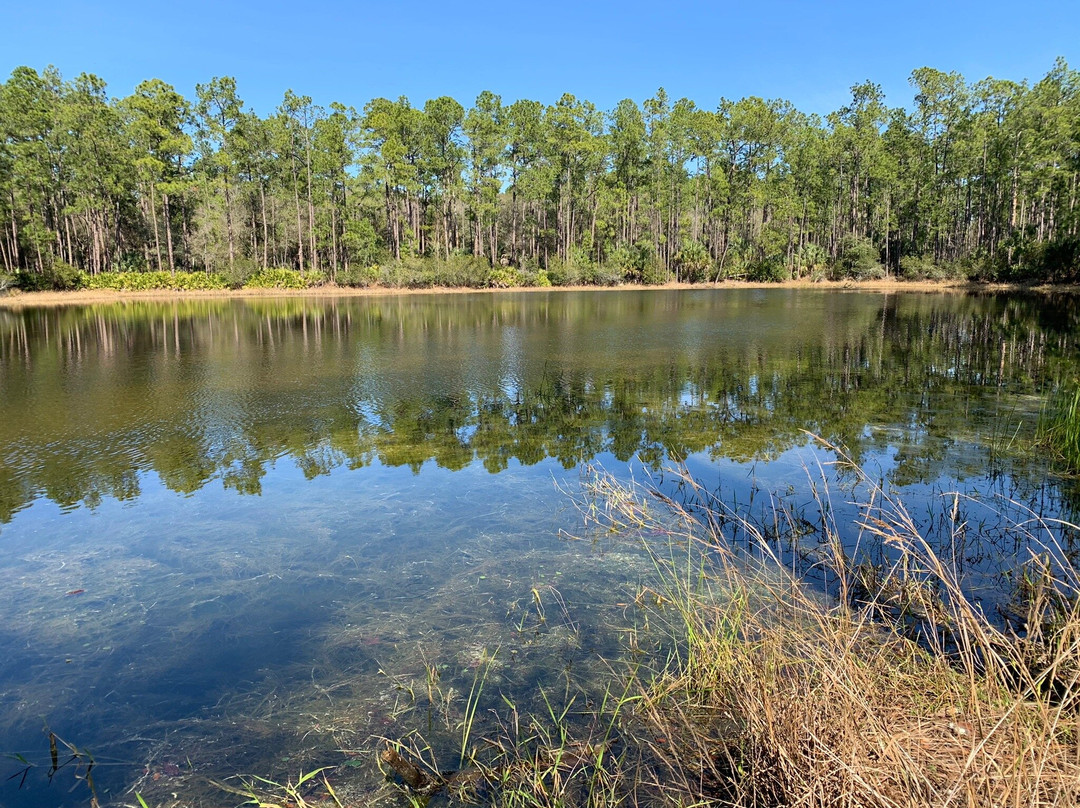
[{"left": 1, "top": 277, "right": 1075, "bottom": 308}]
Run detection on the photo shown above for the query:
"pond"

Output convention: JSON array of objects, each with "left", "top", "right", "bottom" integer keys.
[{"left": 0, "top": 288, "right": 1077, "bottom": 806}]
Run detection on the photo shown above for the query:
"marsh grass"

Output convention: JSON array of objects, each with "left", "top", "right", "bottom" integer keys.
[
  {"left": 1039, "top": 380, "right": 1080, "bottom": 474},
  {"left": 579, "top": 446, "right": 1080, "bottom": 808}
]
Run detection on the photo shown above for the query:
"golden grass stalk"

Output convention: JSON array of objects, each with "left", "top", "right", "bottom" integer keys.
[{"left": 574, "top": 443, "right": 1080, "bottom": 808}]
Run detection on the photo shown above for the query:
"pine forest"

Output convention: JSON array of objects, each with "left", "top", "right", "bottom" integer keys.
[{"left": 2, "top": 59, "right": 1079, "bottom": 290}]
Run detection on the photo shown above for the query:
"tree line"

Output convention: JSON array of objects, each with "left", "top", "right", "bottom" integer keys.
[{"left": 2, "top": 59, "right": 1079, "bottom": 289}]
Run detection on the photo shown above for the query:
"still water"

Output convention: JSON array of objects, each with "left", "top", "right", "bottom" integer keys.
[{"left": 0, "top": 289, "right": 1077, "bottom": 806}]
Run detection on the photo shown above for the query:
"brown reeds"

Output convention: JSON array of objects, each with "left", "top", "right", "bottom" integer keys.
[{"left": 578, "top": 443, "right": 1080, "bottom": 808}]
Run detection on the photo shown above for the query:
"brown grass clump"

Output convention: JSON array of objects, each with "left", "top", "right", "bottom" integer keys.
[{"left": 571, "top": 444, "right": 1080, "bottom": 808}]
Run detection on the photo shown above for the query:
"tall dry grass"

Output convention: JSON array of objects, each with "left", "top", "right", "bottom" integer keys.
[{"left": 574, "top": 445, "right": 1080, "bottom": 808}]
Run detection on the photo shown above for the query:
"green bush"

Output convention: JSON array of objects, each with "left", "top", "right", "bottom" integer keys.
[
  {"left": 899, "top": 254, "right": 936, "bottom": 280},
  {"left": 605, "top": 244, "right": 635, "bottom": 275},
  {"left": 641, "top": 261, "right": 670, "bottom": 285},
  {"left": 214, "top": 257, "right": 260, "bottom": 288},
  {"left": 547, "top": 246, "right": 612, "bottom": 287},
  {"left": 674, "top": 240, "right": 713, "bottom": 283},
  {"left": 15, "top": 261, "right": 87, "bottom": 291},
  {"left": 114, "top": 253, "right": 148, "bottom": 273},
  {"left": 792, "top": 243, "right": 829, "bottom": 278},
  {"left": 436, "top": 255, "right": 491, "bottom": 287},
  {"left": 608, "top": 239, "right": 663, "bottom": 283},
  {"left": 83, "top": 271, "right": 227, "bottom": 291},
  {"left": 834, "top": 236, "right": 883, "bottom": 279},
  {"left": 486, "top": 265, "right": 524, "bottom": 288},
  {"left": 544, "top": 261, "right": 575, "bottom": 286},
  {"left": 342, "top": 219, "right": 385, "bottom": 268},
  {"left": 174, "top": 271, "right": 228, "bottom": 291},
  {"left": 900, "top": 255, "right": 972, "bottom": 281},
  {"left": 243, "top": 268, "right": 310, "bottom": 289},
  {"left": 1009, "top": 236, "right": 1080, "bottom": 283},
  {"left": 746, "top": 258, "right": 788, "bottom": 282},
  {"left": 376, "top": 261, "right": 420, "bottom": 288},
  {"left": 335, "top": 264, "right": 381, "bottom": 288},
  {"left": 511, "top": 264, "right": 552, "bottom": 287},
  {"left": 583, "top": 263, "right": 622, "bottom": 287},
  {"left": 377, "top": 256, "right": 494, "bottom": 289}
]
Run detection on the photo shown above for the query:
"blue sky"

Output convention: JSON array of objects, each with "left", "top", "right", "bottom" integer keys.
[{"left": 5, "top": 0, "right": 1078, "bottom": 117}]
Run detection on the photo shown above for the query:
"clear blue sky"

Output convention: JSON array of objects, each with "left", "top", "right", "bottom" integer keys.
[{"left": 5, "top": 0, "right": 1078, "bottom": 117}]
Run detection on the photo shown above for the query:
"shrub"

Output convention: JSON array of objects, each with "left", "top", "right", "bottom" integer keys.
[
  {"left": 437, "top": 255, "right": 491, "bottom": 287},
  {"left": 83, "top": 271, "right": 227, "bottom": 291},
  {"left": 342, "top": 218, "right": 385, "bottom": 268},
  {"left": 899, "top": 254, "right": 937, "bottom": 280},
  {"left": 243, "top": 268, "right": 310, "bottom": 289},
  {"left": 674, "top": 240, "right": 712, "bottom": 283},
  {"left": 1009, "top": 236, "right": 1080, "bottom": 283},
  {"left": 512, "top": 267, "right": 552, "bottom": 288},
  {"left": 582, "top": 263, "right": 622, "bottom": 287},
  {"left": 1041, "top": 236, "right": 1080, "bottom": 283},
  {"left": 336, "top": 265, "right": 381, "bottom": 288},
  {"left": 377, "top": 260, "right": 424, "bottom": 288},
  {"left": 834, "top": 235, "right": 883, "bottom": 279},
  {"left": 641, "top": 261, "right": 669, "bottom": 285},
  {"left": 608, "top": 239, "right": 665, "bottom": 284},
  {"left": 486, "top": 266, "right": 525, "bottom": 289},
  {"left": 898, "top": 254, "right": 973, "bottom": 281},
  {"left": 376, "top": 256, "right": 493, "bottom": 289},
  {"left": 216, "top": 257, "right": 260, "bottom": 289},
  {"left": 792, "top": 243, "right": 829, "bottom": 278},
  {"left": 114, "top": 253, "right": 148, "bottom": 273},
  {"left": 174, "top": 271, "right": 228, "bottom": 291},
  {"left": 15, "top": 261, "right": 87, "bottom": 291},
  {"left": 746, "top": 256, "right": 788, "bottom": 282},
  {"left": 544, "top": 261, "right": 575, "bottom": 286}
]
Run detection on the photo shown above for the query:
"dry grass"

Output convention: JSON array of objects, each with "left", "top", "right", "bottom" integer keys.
[{"left": 578, "top": 444, "right": 1080, "bottom": 808}]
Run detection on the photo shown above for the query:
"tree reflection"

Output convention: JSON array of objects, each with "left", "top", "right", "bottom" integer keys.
[{"left": 0, "top": 291, "right": 1076, "bottom": 521}]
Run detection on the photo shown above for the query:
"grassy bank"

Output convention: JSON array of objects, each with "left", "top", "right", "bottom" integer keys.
[{"left": 608, "top": 460, "right": 1080, "bottom": 807}]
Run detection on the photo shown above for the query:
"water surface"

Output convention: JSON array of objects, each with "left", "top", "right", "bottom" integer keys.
[{"left": 1, "top": 289, "right": 1077, "bottom": 806}]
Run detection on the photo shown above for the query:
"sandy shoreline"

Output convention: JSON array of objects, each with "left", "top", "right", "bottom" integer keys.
[{"left": 0, "top": 278, "right": 1073, "bottom": 308}]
